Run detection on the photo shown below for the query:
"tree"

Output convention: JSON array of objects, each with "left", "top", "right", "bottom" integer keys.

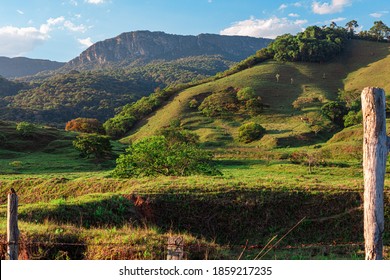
[
  {"left": 238, "top": 122, "right": 266, "bottom": 143},
  {"left": 369, "top": 21, "right": 390, "bottom": 41},
  {"left": 321, "top": 101, "right": 347, "bottom": 126},
  {"left": 65, "top": 118, "right": 105, "bottom": 134},
  {"left": 113, "top": 136, "right": 221, "bottom": 177},
  {"left": 345, "top": 20, "right": 359, "bottom": 38},
  {"left": 73, "top": 134, "right": 112, "bottom": 160}
]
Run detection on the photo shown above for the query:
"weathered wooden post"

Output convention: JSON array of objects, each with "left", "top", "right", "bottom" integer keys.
[
  {"left": 7, "top": 188, "right": 19, "bottom": 260},
  {"left": 167, "top": 236, "right": 184, "bottom": 260},
  {"left": 361, "top": 87, "right": 386, "bottom": 260}
]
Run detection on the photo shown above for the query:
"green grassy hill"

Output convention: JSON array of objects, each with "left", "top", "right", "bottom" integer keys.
[{"left": 123, "top": 40, "right": 389, "bottom": 154}]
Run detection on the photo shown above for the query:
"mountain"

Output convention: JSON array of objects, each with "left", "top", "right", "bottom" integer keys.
[
  {"left": 64, "top": 31, "right": 272, "bottom": 70},
  {"left": 0, "top": 31, "right": 272, "bottom": 125},
  {"left": 0, "top": 57, "right": 65, "bottom": 79}
]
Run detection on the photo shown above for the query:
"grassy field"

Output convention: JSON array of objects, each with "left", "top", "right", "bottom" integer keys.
[{"left": 1, "top": 40, "right": 390, "bottom": 260}]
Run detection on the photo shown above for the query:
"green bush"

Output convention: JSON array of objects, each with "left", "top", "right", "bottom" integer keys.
[
  {"left": 113, "top": 135, "right": 221, "bottom": 178},
  {"left": 343, "top": 110, "right": 362, "bottom": 127},
  {"left": 236, "top": 87, "right": 255, "bottom": 101},
  {"left": 198, "top": 87, "right": 239, "bottom": 117},
  {"left": 238, "top": 122, "right": 266, "bottom": 143},
  {"left": 73, "top": 134, "right": 112, "bottom": 160},
  {"left": 16, "top": 122, "right": 36, "bottom": 137}
]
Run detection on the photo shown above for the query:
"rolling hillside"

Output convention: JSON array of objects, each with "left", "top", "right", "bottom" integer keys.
[{"left": 122, "top": 40, "right": 390, "bottom": 155}]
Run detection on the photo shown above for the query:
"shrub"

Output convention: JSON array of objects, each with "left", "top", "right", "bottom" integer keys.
[
  {"left": 236, "top": 87, "right": 255, "bottom": 101},
  {"left": 65, "top": 118, "right": 105, "bottom": 134},
  {"left": 103, "top": 116, "right": 136, "bottom": 139},
  {"left": 238, "top": 122, "right": 266, "bottom": 143},
  {"left": 73, "top": 134, "right": 112, "bottom": 160},
  {"left": 198, "top": 87, "right": 239, "bottom": 117},
  {"left": 343, "top": 110, "right": 362, "bottom": 127},
  {"left": 113, "top": 135, "right": 221, "bottom": 177},
  {"left": 16, "top": 122, "right": 36, "bottom": 137},
  {"left": 321, "top": 101, "right": 347, "bottom": 127}
]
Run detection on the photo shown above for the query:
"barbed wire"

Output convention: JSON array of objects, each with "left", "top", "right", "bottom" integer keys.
[{"left": 0, "top": 240, "right": 365, "bottom": 250}]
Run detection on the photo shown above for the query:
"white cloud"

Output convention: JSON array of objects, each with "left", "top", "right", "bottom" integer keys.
[
  {"left": 289, "top": 13, "right": 300, "bottom": 17},
  {"left": 40, "top": 16, "right": 65, "bottom": 34},
  {"left": 370, "top": 11, "right": 389, "bottom": 18},
  {"left": 17, "top": 10, "right": 24, "bottom": 15},
  {"left": 312, "top": 0, "right": 352, "bottom": 15},
  {"left": 78, "top": 37, "right": 93, "bottom": 47},
  {"left": 0, "top": 26, "right": 46, "bottom": 56},
  {"left": 293, "top": 2, "right": 303, "bottom": 7},
  {"left": 64, "top": 21, "right": 87, "bottom": 32},
  {"left": 85, "top": 0, "right": 106, "bottom": 4},
  {"left": 278, "top": 4, "right": 288, "bottom": 10},
  {"left": 0, "top": 16, "right": 87, "bottom": 57},
  {"left": 69, "top": 0, "right": 78, "bottom": 6},
  {"left": 220, "top": 16, "right": 308, "bottom": 39},
  {"left": 328, "top": 17, "right": 346, "bottom": 23}
]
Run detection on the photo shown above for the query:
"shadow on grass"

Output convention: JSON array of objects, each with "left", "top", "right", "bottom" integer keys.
[{"left": 19, "top": 195, "right": 139, "bottom": 228}]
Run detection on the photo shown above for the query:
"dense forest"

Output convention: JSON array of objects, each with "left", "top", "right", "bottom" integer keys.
[{"left": 0, "top": 56, "right": 233, "bottom": 124}]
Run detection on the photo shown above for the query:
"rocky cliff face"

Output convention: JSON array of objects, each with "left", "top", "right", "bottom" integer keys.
[{"left": 66, "top": 31, "right": 272, "bottom": 69}]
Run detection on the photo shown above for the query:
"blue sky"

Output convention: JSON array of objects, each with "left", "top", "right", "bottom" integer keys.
[{"left": 0, "top": 0, "right": 388, "bottom": 62}]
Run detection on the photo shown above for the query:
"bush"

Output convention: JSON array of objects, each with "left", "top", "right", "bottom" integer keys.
[
  {"left": 343, "top": 110, "right": 362, "bottom": 127},
  {"left": 65, "top": 118, "right": 104, "bottom": 134},
  {"left": 236, "top": 87, "right": 255, "bottom": 101},
  {"left": 73, "top": 134, "right": 112, "bottom": 160},
  {"left": 16, "top": 122, "right": 36, "bottom": 137},
  {"left": 113, "top": 135, "right": 221, "bottom": 177},
  {"left": 198, "top": 87, "right": 239, "bottom": 117},
  {"left": 321, "top": 101, "right": 347, "bottom": 127},
  {"left": 238, "top": 122, "right": 266, "bottom": 143}
]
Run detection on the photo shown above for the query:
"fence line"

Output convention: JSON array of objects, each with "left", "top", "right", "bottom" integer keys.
[{"left": 0, "top": 240, "right": 365, "bottom": 250}]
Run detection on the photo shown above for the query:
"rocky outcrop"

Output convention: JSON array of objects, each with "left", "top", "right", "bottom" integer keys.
[{"left": 66, "top": 31, "right": 272, "bottom": 69}]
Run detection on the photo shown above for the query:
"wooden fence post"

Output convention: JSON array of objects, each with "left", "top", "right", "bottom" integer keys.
[
  {"left": 7, "top": 188, "right": 19, "bottom": 260},
  {"left": 167, "top": 236, "right": 184, "bottom": 260},
  {"left": 361, "top": 87, "right": 386, "bottom": 260}
]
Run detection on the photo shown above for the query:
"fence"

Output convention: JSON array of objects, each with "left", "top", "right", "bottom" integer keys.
[{"left": 3, "top": 87, "right": 387, "bottom": 260}]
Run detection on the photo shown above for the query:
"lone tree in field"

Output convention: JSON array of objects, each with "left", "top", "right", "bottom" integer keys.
[
  {"left": 73, "top": 133, "right": 112, "bottom": 160},
  {"left": 113, "top": 123, "right": 221, "bottom": 177}
]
